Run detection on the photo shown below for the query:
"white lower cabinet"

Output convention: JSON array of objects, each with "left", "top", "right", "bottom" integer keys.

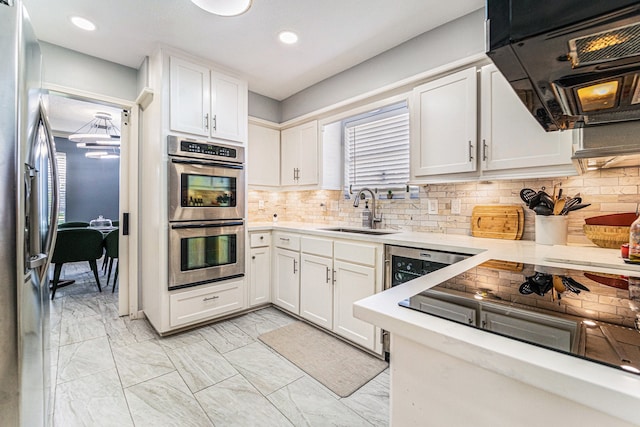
[
  {"left": 300, "top": 253, "right": 333, "bottom": 329},
  {"left": 170, "top": 279, "right": 244, "bottom": 327},
  {"left": 298, "top": 236, "right": 382, "bottom": 352},
  {"left": 333, "top": 260, "right": 376, "bottom": 349},
  {"left": 249, "top": 231, "right": 271, "bottom": 307},
  {"left": 273, "top": 247, "right": 300, "bottom": 314},
  {"left": 249, "top": 246, "right": 270, "bottom": 307}
]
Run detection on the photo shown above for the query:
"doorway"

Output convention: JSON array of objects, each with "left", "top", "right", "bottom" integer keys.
[{"left": 45, "top": 91, "right": 137, "bottom": 317}]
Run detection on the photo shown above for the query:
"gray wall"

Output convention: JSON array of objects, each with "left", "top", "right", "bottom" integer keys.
[
  {"left": 41, "top": 42, "right": 138, "bottom": 101},
  {"left": 280, "top": 8, "right": 485, "bottom": 122},
  {"left": 248, "top": 91, "right": 281, "bottom": 123},
  {"left": 55, "top": 137, "right": 120, "bottom": 223}
]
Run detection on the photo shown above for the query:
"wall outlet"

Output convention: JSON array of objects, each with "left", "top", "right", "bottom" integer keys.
[
  {"left": 428, "top": 199, "right": 438, "bottom": 214},
  {"left": 258, "top": 200, "right": 265, "bottom": 210},
  {"left": 451, "top": 198, "right": 461, "bottom": 214}
]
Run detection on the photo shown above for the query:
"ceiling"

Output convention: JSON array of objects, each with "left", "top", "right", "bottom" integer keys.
[
  {"left": 47, "top": 94, "right": 122, "bottom": 135},
  {"left": 23, "top": 0, "right": 484, "bottom": 101}
]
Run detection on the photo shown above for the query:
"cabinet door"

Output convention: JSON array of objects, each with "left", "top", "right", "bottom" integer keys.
[
  {"left": 249, "top": 247, "right": 270, "bottom": 307},
  {"left": 480, "top": 64, "right": 574, "bottom": 171},
  {"left": 411, "top": 67, "right": 477, "bottom": 177},
  {"left": 296, "top": 121, "right": 319, "bottom": 186},
  {"left": 170, "top": 57, "right": 210, "bottom": 136},
  {"left": 273, "top": 247, "right": 300, "bottom": 314},
  {"left": 300, "top": 253, "right": 333, "bottom": 329},
  {"left": 280, "top": 126, "right": 300, "bottom": 186},
  {"left": 248, "top": 124, "right": 280, "bottom": 186},
  {"left": 333, "top": 260, "right": 376, "bottom": 350},
  {"left": 280, "top": 121, "right": 318, "bottom": 186},
  {"left": 211, "top": 71, "right": 248, "bottom": 143}
]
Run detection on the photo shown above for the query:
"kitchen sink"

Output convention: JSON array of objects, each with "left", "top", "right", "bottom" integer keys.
[{"left": 319, "top": 227, "right": 398, "bottom": 235}]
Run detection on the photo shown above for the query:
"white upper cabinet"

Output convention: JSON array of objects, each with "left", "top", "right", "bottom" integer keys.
[
  {"left": 248, "top": 123, "right": 280, "bottom": 187},
  {"left": 170, "top": 57, "right": 211, "bottom": 136},
  {"left": 480, "top": 64, "right": 574, "bottom": 174},
  {"left": 211, "top": 71, "right": 248, "bottom": 143},
  {"left": 169, "top": 56, "right": 247, "bottom": 144},
  {"left": 411, "top": 67, "right": 478, "bottom": 178},
  {"left": 281, "top": 120, "right": 319, "bottom": 187}
]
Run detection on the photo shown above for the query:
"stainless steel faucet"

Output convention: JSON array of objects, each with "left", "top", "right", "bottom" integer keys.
[{"left": 353, "top": 188, "right": 382, "bottom": 228}]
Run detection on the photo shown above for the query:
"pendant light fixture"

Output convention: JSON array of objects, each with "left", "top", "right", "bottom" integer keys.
[
  {"left": 70, "top": 112, "right": 121, "bottom": 159},
  {"left": 190, "top": 0, "right": 252, "bottom": 16}
]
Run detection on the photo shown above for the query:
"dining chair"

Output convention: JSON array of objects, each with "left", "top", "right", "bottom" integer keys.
[
  {"left": 58, "top": 221, "right": 90, "bottom": 229},
  {"left": 50, "top": 228, "right": 104, "bottom": 299},
  {"left": 104, "top": 229, "right": 119, "bottom": 292}
]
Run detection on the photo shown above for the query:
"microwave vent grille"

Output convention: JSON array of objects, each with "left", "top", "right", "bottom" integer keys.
[{"left": 569, "top": 22, "right": 640, "bottom": 67}]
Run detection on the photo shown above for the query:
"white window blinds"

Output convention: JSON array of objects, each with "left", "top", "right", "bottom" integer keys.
[{"left": 344, "top": 108, "right": 409, "bottom": 192}]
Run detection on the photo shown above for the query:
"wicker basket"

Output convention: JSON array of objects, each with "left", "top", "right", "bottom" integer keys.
[{"left": 583, "top": 224, "right": 630, "bottom": 249}]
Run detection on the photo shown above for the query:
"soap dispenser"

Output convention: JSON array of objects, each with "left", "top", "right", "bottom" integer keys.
[{"left": 362, "top": 200, "right": 372, "bottom": 228}]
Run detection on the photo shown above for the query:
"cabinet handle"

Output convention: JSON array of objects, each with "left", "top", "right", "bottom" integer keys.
[
  {"left": 332, "top": 269, "right": 336, "bottom": 284},
  {"left": 260, "top": 236, "right": 264, "bottom": 240},
  {"left": 203, "top": 295, "right": 219, "bottom": 302},
  {"left": 293, "top": 259, "right": 298, "bottom": 274},
  {"left": 204, "top": 113, "right": 209, "bottom": 130},
  {"left": 252, "top": 255, "right": 255, "bottom": 259},
  {"left": 326, "top": 266, "right": 331, "bottom": 283},
  {"left": 468, "top": 140, "right": 474, "bottom": 162},
  {"left": 482, "top": 139, "right": 488, "bottom": 161},
  {"left": 279, "top": 237, "right": 290, "bottom": 242},
  {"left": 212, "top": 114, "right": 217, "bottom": 131}
]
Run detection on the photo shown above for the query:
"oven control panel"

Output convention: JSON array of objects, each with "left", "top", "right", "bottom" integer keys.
[
  {"left": 180, "top": 140, "right": 236, "bottom": 158},
  {"left": 167, "top": 135, "right": 244, "bottom": 164}
]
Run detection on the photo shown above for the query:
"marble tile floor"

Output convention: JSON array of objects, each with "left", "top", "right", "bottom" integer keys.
[{"left": 49, "top": 260, "right": 390, "bottom": 426}]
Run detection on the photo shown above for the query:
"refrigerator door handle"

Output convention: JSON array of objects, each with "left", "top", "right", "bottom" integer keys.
[
  {"left": 37, "top": 101, "right": 59, "bottom": 281},
  {"left": 27, "top": 253, "right": 47, "bottom": 269}
]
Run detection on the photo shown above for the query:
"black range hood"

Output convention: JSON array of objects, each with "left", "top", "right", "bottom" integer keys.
[{"left": 486, "top": 0, "right": 640, "bottom": 131}]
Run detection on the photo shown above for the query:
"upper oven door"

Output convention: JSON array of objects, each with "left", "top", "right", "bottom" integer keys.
[{"left": 168, "top": 157, "right": 245, "bottom": 222}]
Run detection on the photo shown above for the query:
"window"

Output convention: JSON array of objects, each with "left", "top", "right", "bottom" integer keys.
[{"left": 343, "top": 102, "right": 410, "bottom": 195}]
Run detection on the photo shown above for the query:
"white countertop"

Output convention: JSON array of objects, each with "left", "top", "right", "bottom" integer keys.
[{"left": 249, "top": 222, "right": 640, "bottom": 424}]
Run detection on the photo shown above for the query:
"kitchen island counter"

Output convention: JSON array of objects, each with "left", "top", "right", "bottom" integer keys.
[{"left": 250, "top": 222, "right": 640, "bottom": 426}]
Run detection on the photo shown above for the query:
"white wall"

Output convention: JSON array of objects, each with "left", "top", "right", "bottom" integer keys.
[
  {"left": 280, "top": 8, "right": 485, "bottom": 122},
  {"left": 40, "top": 42, "right": 138, "bottom": 101}
]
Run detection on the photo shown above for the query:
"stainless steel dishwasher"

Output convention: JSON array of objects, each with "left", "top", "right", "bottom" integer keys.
[{"left": 385, "top": 245, "right": 472, "bottom": 289}]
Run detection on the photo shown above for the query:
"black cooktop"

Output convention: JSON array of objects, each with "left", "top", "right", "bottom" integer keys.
[{"left": 399, "top": 259, "right": 640, "bottom": 376}]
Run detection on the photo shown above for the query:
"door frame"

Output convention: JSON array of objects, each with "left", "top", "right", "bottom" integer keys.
[{"left": 43, "top": 83, "right": 140, "bottom": 317}]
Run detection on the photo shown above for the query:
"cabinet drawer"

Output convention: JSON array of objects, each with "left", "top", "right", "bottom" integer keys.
[
  {"left": 170, "top": 279, "right": 244, "bottom": 327},
  {"left": 334, "top": 241, "right": 377, "bottom": 267},
  {"left": 250, "top": 232, "right": 271, "bottom": 248},
  {"left": 273, "top": 232, "right": 300, "bottom": 250},
  {"left": 301, "top": 236, "right": 333, "bottom": 257}
]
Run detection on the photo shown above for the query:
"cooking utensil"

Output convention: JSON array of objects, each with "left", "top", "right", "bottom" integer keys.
[
  {"left": 553, "top": 198, "right": 566, "bottom": 215},
  {"left": 563, "top": 276, "right": 590, "bottom": 292},
  {"left": 519, "top": 188, "right": 537, "bottom": 205},
  {"left": 566, "top": 203, "right": 591, "bottom": 212},
  {"left": 552, "top": 275, "right": 566, "bottom": 293},
  {"left": 559, "top": 197, "right": 580, "bottom": 215},
  {"left": 539, "top": 193, "right": 555, "bottom": 209},
  {"left": 519, "top": 281, "right": 534, "bottom": 295},
  {"left": 583, "top": 272, "right": 629, "bottom": 290},
  {"left": 599, "top": 325, "right": 632, "bottom": 364},
  {"left": 533, "top": 205, "right": 553, "bottom": 216}
]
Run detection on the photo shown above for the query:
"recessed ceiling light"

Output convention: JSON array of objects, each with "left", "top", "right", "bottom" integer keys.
[
  {"left": 70, "top": 16, "right": 96, "bottom": 31},
  {"left": 279, "top": 30, "right": 299, "bottom": 45},
  {"left": 191, "top": 0, "right": 252, "bottom": 16}
]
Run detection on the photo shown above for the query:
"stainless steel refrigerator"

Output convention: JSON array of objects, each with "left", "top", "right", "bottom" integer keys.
[{"left": 0, "top": 1, "right": 59, "bottom": 425}]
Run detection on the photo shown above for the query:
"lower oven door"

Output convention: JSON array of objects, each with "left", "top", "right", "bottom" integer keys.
[{"left": 169, "top": 220, "right": 245, "bottom": 290}]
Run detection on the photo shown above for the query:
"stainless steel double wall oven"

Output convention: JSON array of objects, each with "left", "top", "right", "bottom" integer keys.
[{"left": 167, "top": 136, "right": 245, "bottom": 290}]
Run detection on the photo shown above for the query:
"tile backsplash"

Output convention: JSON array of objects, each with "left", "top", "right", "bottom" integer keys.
[{"left": 248, "top": 167, "right": 640, "bottom": 245}]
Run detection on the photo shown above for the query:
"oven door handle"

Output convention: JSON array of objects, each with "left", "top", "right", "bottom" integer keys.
[
  {"left": 170, "top": 158, "right": 244, "bottom": 170},
  {"left": 170, "top": 221, "right": 244, "bottom": 229}
]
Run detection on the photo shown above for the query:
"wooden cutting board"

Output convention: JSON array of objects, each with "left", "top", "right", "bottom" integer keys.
[{"left": 471, "top": 205, "right": 524, "bottom": 240}]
